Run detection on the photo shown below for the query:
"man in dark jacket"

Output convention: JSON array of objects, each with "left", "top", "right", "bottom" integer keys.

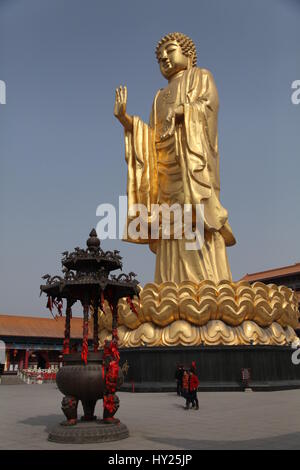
[{"left": 175, "top": 364, "right": 184, "bottom": 396}]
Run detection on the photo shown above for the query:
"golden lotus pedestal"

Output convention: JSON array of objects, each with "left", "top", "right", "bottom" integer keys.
[{"left": 98, "top": 281, "right": 300, "bottom": 391}]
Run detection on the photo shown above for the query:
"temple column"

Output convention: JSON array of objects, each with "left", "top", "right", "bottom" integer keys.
[
  {"left": 5, "top": 350, "right": 10, "bottom": 372},
  {"left": 24, "top": 349, "right": 29, "bottom": 369},
  {"left": 45, "top": 352, "right": 50, "bottom": 369},
  {"left": 19, "top": 351, "right": 24, "bottom": 370}
]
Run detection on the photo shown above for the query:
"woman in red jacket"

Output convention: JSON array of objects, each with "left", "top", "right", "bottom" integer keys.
[
  {"left": 189, "top": 371, "right": 199, "bottom": 410},
  {"left": 182, "top": 370, "right": 190, "bottom": 409}
]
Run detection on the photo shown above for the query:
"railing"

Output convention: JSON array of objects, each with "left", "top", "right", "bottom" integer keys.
[{"left": 18, "top": 368, "right": 58, "bottom": 384}]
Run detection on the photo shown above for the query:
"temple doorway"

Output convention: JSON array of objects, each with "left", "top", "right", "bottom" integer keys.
[{"left": 37, "top": 353, "right": 46, "bottom": 369}]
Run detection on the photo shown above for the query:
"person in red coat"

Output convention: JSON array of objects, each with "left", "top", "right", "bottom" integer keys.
[
  {"left": 182, "top": 370, "right": 190, "bottom": 409},
  {"left": 189, "top": 370, "right": 199, "bottom": 410}
]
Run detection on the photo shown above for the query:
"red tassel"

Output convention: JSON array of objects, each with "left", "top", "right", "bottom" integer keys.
[
  {"left": 57, "top": 301, "right": 63, "bottom": 316},
  {"left": 103, "top": 395, "right": 116, "bottom": 414},
  {"left": 81, "top": 341, "right": 88, "bottom": 365},
  {"left": 126, "top": 297, "right": 139, "bottom": 317},
  {"left": 81, "top": 317, "right": 89, "bottom": 365},
  {"left": 63, "top": 338, "right": 70, "bottom": 355},
  {"left": 46, "top": 296, "right": 53, "bottom": 312}
]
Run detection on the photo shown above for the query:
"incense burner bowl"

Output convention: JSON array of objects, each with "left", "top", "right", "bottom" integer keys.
[{"left": 56, "top": 352, "right": 124, "bottom": 421}]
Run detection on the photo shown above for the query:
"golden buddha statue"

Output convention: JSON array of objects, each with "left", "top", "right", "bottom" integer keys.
[
  {"left": 114, "top": 32, "right": 235, "bottom": 285},
  {"left": 104, "top": 33, "right": 299, "bottom": 348}
]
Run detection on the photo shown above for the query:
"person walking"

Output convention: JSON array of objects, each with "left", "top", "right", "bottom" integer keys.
[
  {"left": 189, "top": 370, "right": 199, "bottom": 410},
  {"left": 175, "top": 364, "right": 184, "bottom": 396},
  {"left": 182, "top": 370, "right": 190, "bottom": 409}
]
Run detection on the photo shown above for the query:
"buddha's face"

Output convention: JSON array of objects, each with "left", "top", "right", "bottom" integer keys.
[{"left": 157, "top": 40, "right": 190, "bottom": 79}]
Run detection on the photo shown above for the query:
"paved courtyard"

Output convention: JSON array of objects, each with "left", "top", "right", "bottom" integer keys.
[{"left": 1, "top": 382, "right": 300, "bottom": 449}]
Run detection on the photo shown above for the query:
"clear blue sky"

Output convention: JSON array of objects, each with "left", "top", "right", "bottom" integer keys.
[{"left": 0, "top": 0, "right": 299, "bottom": 316}]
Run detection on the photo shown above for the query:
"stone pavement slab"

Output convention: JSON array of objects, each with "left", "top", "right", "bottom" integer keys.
[{"left": 1, "top": 383, "right": 300, "bottom": 449}]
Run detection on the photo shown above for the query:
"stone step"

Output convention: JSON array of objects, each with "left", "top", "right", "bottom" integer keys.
[{"left": 0, "top": 375, "right": 25, "bottom": 385}]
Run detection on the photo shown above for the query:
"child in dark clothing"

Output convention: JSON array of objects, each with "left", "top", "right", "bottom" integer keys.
[{"left": 175, "top": 364, "right": 184, "bottom": 396}]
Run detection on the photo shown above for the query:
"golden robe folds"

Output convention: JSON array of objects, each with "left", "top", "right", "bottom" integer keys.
[{"left": 124, "top": 67, "right": 235, "bottom": 284}]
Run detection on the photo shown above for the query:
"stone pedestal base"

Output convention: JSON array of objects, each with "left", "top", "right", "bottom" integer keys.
[{"left": 48, "top": 420, "right": 129, "bottom": 444}]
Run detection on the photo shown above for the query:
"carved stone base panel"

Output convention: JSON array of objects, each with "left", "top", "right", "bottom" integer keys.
[{"left": 48, "top": 420, "right": 129, "bottom": 444}]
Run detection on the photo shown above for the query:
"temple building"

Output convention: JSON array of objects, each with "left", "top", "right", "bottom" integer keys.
[
  {"left": 242, "top": 262, "right": 300, "bottom": 333},
  {"left": 242, "top": 262, "right": 300, "bottom": 308},
  {"left": 0, "top": 315, "right": 92, "bottom": 373}
]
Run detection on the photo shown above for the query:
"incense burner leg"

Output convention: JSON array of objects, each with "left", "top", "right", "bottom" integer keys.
[
  {"left": 103, "top": 394, "right": 120, "bottom": 423},
  {"left": 61, "top": 396, "right": 78, "bottom": 425},
  {"left": 81, "top": 399, "right": 97, "bottom": 421}
]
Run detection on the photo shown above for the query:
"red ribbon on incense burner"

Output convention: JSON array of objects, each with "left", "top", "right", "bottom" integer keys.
[
  {"left": 81, "top": 305, "right": 89, "bottom": 365},
  {"left": 46, "top": 296, "right": 63, "bottom": 319},
  {"left": 126, "top": 296, "right": 139, "bottom": 317},
  {"left": 103, "top": 342, "right": 120, "bottom": 417},
  {"left": 101, "top": 290, "right": 121, "bottom": 418},
  {"left": 81, "top": 324, "right": 89, "bottom": 365},
  {"left": 63, "top": 337, "right": 70, "bottom": 355}
]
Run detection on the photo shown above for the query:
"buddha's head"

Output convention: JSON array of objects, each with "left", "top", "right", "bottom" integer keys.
[{"left": 156, "top": 32, "right": 197, "bottom": 80}]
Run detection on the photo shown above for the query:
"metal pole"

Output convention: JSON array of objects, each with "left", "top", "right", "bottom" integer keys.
[
  {"left": 81, "top": 299, "right": 89, "bottom": 364},
  {"left": 111, "top": 299, "right": 118, "bottom": 342},
  {"left": 63, "top": 299, "right": 72, "bottom": 355},
  {"left": 93, "top": 297, "right": 99, "bottom": 352}
]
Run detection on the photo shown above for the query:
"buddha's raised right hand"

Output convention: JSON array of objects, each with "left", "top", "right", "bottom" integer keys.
[{"left": 114, "top": 85, "right": 133, "bottom": 132}]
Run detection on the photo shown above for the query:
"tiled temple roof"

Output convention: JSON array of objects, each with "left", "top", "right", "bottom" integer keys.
[
  {"left": 0, "top": 314, "right": 92, "bottom": 339},
  {"left": 242, "top": 263, "right": 300, "bottom": 282}
]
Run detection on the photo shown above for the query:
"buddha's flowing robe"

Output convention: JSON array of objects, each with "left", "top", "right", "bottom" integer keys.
[{"left": 123, "top": 66, "right": 235, "bottom": 284}]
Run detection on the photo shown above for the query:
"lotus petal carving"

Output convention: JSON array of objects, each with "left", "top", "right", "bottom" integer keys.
[{"left": 96, "top": 280, "right": 299, "bottom": 346}]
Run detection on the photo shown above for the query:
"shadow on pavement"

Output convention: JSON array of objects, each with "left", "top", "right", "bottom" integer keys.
[
  {"left": 19, "top": 415, "right": 63, "bottom": 433},
  {"left": 146, "top": 432, "right": 300, "bottom": 450}
]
